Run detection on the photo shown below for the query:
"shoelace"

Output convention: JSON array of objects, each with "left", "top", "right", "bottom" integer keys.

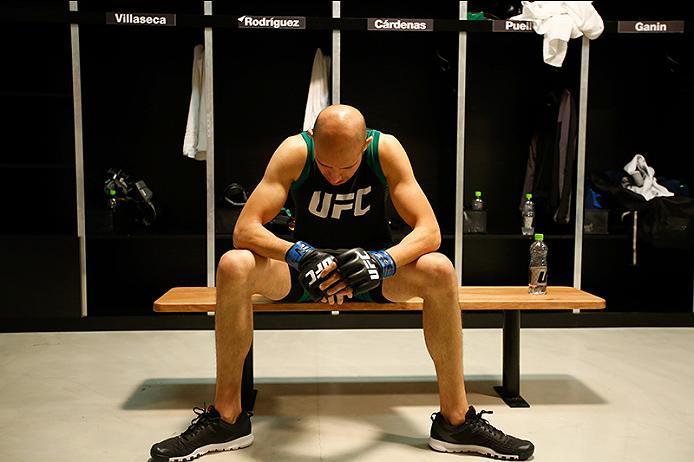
[
  {"left": 472, "top": 410, "right": 506, "bottom": 439},
  {"left": 430, "top": 410, "right": 506, "bottom": 439},
  {"left": 181, "top": 406, "right": 215, "bottom": 439}
]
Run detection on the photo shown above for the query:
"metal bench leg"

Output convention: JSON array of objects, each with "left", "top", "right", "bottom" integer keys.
[
  {"left": 241, "top": 342, "right": 257, "bottom": 412},
  {"left": 494, "top": 310, "right": 530, "bottom": 408}
]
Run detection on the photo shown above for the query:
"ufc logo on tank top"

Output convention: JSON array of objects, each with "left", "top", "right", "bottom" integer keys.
[{"left": 308, "top": 186, "right": 372, "bottom": 220}]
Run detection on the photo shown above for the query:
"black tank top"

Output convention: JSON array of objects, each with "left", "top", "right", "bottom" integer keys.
[{"left": 290, "top": 129, "right": 393, "bottom": 250}]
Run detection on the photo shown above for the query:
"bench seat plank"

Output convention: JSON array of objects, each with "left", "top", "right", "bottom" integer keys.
[{"left": 154, "top": 286, "right": 605, "bottom": 313}]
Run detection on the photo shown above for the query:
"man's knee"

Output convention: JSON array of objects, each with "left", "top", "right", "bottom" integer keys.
[
  {"left": 217, "top": 249, "right": 258, "bottom": 282},
  {"left": 417, "top": 252, "right": 457, "bottom": 293}
]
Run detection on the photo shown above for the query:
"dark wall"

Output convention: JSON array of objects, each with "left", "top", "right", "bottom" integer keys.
[
  {"left": 0, "top": 4, "right": 75, "bottom": 235},
  {"left": 587, "top": 34, "right": 694, "bottom": 187},
  {"left": 0, "top": 1, "right": 79, "bottom": 318}
]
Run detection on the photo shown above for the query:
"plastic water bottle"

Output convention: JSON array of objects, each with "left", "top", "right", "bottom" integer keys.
[
  {"left": 528, "top": 234, "right": 548, "bottom": 295},
  {"left": 472, "top": 191, "right": 484, "bottom": 210},
  {"left": 521, "top": 193, "right": 535, "bottom": 236}
]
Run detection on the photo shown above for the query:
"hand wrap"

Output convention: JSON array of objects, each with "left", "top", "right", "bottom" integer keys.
[
  {"left": 335, "top": 248, "right": 396, "bottom": 296},
  {"left": 286, "top": 241, "right": 337, "bottom": 301}
]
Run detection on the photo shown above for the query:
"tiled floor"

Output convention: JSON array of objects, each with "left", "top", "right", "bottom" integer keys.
[{"left": 1, "top": 327, "right": 693, "bottom": 461}]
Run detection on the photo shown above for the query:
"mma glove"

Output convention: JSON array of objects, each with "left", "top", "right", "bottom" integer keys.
[
  {"left": 285, "top": 241, "right": 338, "bottom": 301},
  {"left": 335, "top": 248, "right": 396, "bottom": 296}
]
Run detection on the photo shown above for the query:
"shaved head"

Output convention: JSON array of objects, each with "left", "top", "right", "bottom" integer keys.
[
  {"left": 313, "top": 104, "right": 367, "bottom": 157},
  {"left": 313, "top": 104, "right": 366, "bottom": 143},
  {"left": 310, "top": 104, "right": 372, "bottom": 185}
]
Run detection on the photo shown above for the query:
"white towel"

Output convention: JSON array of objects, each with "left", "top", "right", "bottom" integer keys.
[
  {"left": 623, "top": 154, "right": 674, "bottom": 201},
  {"left": 303, "top": 48, "right": 331, "bottom": 131},
  {"left": 512, "top": 1, "right": 604, "bottom": 67},
  {"left": 183, "top": 44, "right": 207, "bottom": 161}
]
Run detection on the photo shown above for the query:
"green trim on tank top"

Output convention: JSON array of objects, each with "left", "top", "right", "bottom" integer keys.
[
  {"left": 365, "top": 129, "right": 387, "bottom": 187},
  {"left": 292, "top": 129, "right": 387, "bottom": 190},
  {"left": 293, "top": 132, "right": 315, "bottom": 190}
]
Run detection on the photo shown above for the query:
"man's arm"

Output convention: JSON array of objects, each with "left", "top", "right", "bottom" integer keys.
[
  {"left": 232, "top": 135, "right": 306, "bottom": 261},
  {"left": 379, "top": 134, "right": 441, "bottom": 267}
]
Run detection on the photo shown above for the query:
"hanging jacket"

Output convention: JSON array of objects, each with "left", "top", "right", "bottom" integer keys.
[{"left": 521, "top": 88, "right": 577, "bottom": 224}]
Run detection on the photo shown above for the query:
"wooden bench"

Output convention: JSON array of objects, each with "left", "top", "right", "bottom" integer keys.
[{"left": 155, "top": 286, "right": 605, "bottom": 408}]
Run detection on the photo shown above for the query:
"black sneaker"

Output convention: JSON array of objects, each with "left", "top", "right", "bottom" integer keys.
[
  {"left": 150, "top": 405, "right": 253, "bottom": 461},
  {"left": 429, "top": 406, "right": 534, "bottom": 460}
]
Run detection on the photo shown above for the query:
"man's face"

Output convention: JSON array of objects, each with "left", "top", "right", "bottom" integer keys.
[
  {"left": 313, "top": 135, "right": 369, "bottom": 186},
  {"left": 314, "top": 148, "right": 362, "bottom": 186}
]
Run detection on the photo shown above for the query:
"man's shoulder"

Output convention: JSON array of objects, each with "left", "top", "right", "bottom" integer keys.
[
  {"left": 374, "top": 133, "right": 407, "bottom": 164},
  {"left": 372, "top": 133, "right": 417, "bottom": 185},
  {"left": 268, "top": 134, "right": 309, "bottom": 181},
  {"left": 282, "top": 133, "right": 309, "bottom": 156},
  {"left": 375, "top": 132, "right": 395, "bottom": 147}
]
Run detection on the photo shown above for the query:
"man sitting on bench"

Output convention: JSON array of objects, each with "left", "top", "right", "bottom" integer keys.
[{"left": 150, "top": 104, "right": 535, "bottom": 461}]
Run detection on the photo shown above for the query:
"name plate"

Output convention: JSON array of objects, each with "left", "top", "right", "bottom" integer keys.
[
  {"left": 367, "top": 18, "right": 434, "bottom": 31},
  {"left": 492, "top": 20, "right": 534, "bottom": 32},
  {"left": 106, "top": 12, "right": 176, "bottom": 26},
  {"left": 618, "top": 21, "right": 685, "bottom": 33},
  {"left": 237, "top": 15, "right": 306, "bottom": 29}
]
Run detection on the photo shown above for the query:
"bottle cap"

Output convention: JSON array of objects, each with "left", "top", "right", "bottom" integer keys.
[
  {"left": 526, "top": 193, "right": 532, "bottom": 200},
  {"left": 475, "top": 191, "right": 482, "bottom": 197},
  {"left": 534, "top": 233, "right": 544, "bottom": 241}
]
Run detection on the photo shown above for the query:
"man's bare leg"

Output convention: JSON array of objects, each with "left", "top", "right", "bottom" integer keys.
[
  {"left": 382, "top": 252, "right": 469, "bottom": 425},
  {"left": 214, "top": 249, "right": 292, "bottom": 423}
]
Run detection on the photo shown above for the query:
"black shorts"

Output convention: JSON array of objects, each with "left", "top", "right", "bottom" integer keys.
[{"left": 281, "top": 265, "right": 390, "bottom": 304}]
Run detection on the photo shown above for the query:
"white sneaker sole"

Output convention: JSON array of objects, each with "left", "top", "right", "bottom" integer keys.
[
  {"left": 168, "top": 434, "right": 254, "bottom": 461},
  {"left": 428, "top": 437, "right": 524, "bottom": 460}
]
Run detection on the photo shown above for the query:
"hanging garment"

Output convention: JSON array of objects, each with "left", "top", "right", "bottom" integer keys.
[
  {"left": 512, "top": 1, "right": 604, "bottom": 67},
  {"left": 623, "top": 154, "right": 674, "bottom": 201},
  {"left": 521, "top": 89, "right": 577, "bottom": 224},
  {"left": 183, "top": 44, "right": 207, "bottom": 161},
  {"left": 302, "top": 48, "right": 331, "bottom": 131}
]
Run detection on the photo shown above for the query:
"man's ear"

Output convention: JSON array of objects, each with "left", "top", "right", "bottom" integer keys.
[{"left": 363, "top": 135, "right": 374, "bottom": 151}]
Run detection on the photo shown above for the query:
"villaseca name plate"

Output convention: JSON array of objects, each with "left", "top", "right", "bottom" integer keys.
[{"left": 106, "top": 12, "right": 176, "bottom": 26}]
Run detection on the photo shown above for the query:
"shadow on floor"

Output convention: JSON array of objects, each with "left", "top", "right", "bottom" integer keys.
[
  {"left": 137, "top": 375, "right": 581, "bottom": 461},
  {"left": 124, "top": 374, "right": 605, "bottom": 411}
]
